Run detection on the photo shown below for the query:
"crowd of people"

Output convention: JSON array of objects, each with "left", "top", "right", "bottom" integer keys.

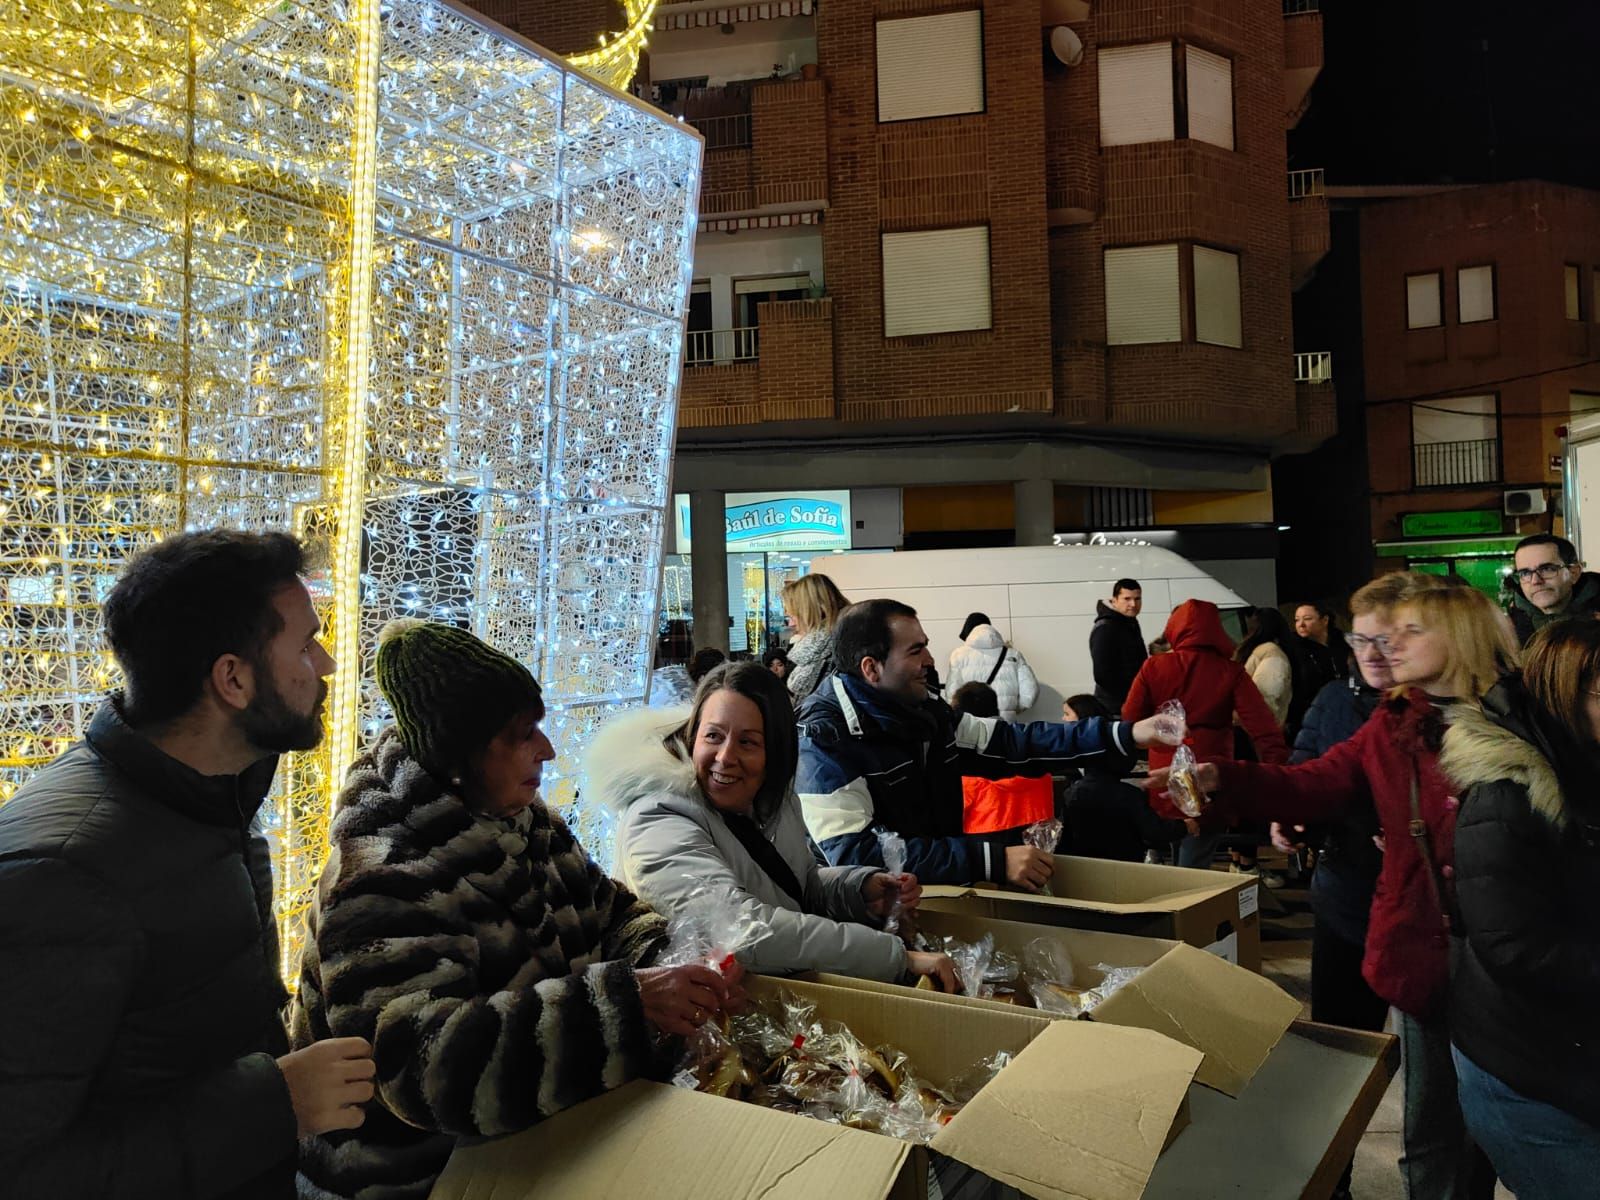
[{"left": 0, "top": 528, "right": 1595, "bottom": 1200}]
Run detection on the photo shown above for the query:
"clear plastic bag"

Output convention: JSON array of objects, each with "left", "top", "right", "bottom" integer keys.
[
  {"left": 1166, "top": 743, "right": 1207, "bottom": 818},
  {"left": 657, "top": 881, "right": 767, "bottom": 971},
  {"left": 1092, "top": 963, "right": 1146, "bottom": 1002},
  {"left": 1023, "top": 817, "right": 1062, "bottom": 895},
  {"left": 876, "top": 829, "right": 909, "bottom": 936},
  {"left": 946, "top": 932, "right": 996, "bottom": 999},
  {"left": 1155, "top": 699, "right": 1189, "bottom": 746}
]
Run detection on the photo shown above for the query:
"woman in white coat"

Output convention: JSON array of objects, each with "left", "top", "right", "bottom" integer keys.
[
  {"left": 945, "top": 614, "right": 1039, "bottom": 721},
  {"left": 1233, "top": 607, "right": 1296, "bottom": 728},
  {"left": 593, "top": 661, "right": 958, "bottom": 988}
]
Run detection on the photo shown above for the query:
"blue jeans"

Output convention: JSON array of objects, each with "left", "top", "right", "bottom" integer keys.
[
  {"left": 1176, "top": 832, "right": 1221, "bottom": 869},
  {"left": 1395, "top": 1011, "right": 1497, "bottom": 1200},
  {"left": 1453, "top": 1044, "right": 1600, "bottom": 1200}
]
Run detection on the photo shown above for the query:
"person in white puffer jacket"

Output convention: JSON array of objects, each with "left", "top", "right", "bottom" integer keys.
[{"left": 945, "top": 615, "right": 1039, "bottom": 721}]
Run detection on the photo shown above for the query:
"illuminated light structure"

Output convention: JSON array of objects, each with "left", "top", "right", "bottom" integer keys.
[{"left": 0, "top": 0, "right": 701, "bottom": 978}]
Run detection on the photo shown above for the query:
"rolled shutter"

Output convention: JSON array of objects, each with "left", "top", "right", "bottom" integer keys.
[
  {"left": 1457, "top": 265, "right": 1495, "bottom": 323},
  {"left": 1104, "top": 244, "right": 1181, "bottom": 344},
  {"left": 1194, "top": 246, "right": 1242, "bottom": 347},
  {"left": 882, "top": 227, "right": 992, "bottom": 337},
  {"left": 1407, "top": 273, "right": 1442, "bottom": 329},
  {"left": 1185, "top": 46, "right": 1233, "bottom": 150},
  {"left": 1098, "top": 44, "right": 1175, "bottom": 147},
  {"left": 877, "top": 11, "right": 985, "bottom": 123}
]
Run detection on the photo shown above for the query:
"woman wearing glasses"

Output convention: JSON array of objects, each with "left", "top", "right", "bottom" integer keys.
[
  {"left": 1438, "top": 620, "right": 1600, "bottom": 1197},
  {"left": 1150, "top": 572, "right": 1513, "bottom": 1200}
]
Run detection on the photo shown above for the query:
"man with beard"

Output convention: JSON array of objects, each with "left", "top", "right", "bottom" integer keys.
[{"left": 0, "top": 530, "right": 375, "bottom": 1199}]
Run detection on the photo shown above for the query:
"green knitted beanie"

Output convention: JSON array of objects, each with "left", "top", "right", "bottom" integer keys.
[{"left": 374, "top": 618, "right": 543, "bottom": 781}]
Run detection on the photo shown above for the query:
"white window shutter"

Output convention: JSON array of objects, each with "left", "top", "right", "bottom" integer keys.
[
  {"left": 1194, "top": 246, "right": 1242, "bottom": 347},
  {"left": 1407, "top": 273, "right": 1441, "bottom": 329},
  {"left": 1185, "top": 47, "right": 1233, "bottom": 150},
  {"left": 1412, "top": 395, "right": 1497, "bottom": 445},
  {"left": 1457, "top": 265, "right": 1495, "bottom": 323},
  {"left": 1098, "top": 44, "right": 1174, "bottom": 147},
  {"left": 882, "top": 227, "right": 992, "bottom": 337},
  {"left": 877, "top": 11, "right": 985, "bottom": 123},
  {"left": 1104, "top": 244, "right": 1181, "bottom": 344}
]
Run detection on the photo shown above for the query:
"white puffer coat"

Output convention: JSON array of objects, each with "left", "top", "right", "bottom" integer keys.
[
  {"left": 589, "top": 707, "right": 908, "bottom": 982},
  {"left": 945, "top": 625, "right": 1039, "bottom": 721}
]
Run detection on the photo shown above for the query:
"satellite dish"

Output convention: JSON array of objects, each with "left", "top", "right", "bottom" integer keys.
[{"left": 1049, "top": 25, "right": 1084, "bottom": 66}]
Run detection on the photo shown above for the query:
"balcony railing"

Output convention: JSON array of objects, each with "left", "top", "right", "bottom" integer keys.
[
  {"left": 1288, "top": 168, "right": 1325, "bottom": 199},
  {"left": 686, "top": 327, "right": 759, "bottom": 365},
  {"left": 687, "top": 111, "right": 752, "bottom": 151},
  {"left": 1283, "top": 0, "right": 1320, "bottom": 13},
  {"left": 1294, "top": 351, "right": 1333, "bottom": 383},
  {"left": 1414, "top": 439, "right": 1500, "bottom": 488}
]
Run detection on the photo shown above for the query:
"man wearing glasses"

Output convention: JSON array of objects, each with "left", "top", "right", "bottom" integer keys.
[{"left": 1506, "top": 533, "right": 1600, "bottom": 645}]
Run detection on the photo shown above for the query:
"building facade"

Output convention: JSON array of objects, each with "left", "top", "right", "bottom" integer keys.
[
  {"left": 476, "top": 0, "right": 1331, "bottom": 649},
  {"left": 1358, "top": 180, "right": 1600, "bottom": 591}
]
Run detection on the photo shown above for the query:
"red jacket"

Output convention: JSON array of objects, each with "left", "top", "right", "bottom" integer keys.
[
  {"left": 1212, "top": 690, "right": 1458, "bottom": 1017},
  {"left": 961, "top": 775, "right": 1055, "bottom": 834},
  {"left": 1122, "top": 600, "right": 1289, "bottom": 776}
]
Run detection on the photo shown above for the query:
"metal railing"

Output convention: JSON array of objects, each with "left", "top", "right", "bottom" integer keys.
[
  {"left": 685, "top": 327, "right": 759, "bottom": 365},
  {"left": 1283, "top": 0, "right": 1320, "bottom": 13},
  {"left": 1294, "top": 351, "right": 1333, "bottom": 383},
  {"left": 687, "top": 112, "right": 752, "bottom": 150},
  {"left": 1288, "top": 168, "right": 1325, "bottom": 199},
  {"left": 1414, "top": 439, "right": 1500, "bottom": 488}
]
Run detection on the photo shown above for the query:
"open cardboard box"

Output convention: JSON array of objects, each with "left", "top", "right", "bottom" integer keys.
[
  {"left": 922, "top": 854, "right": 1262, "bottom": 971},
  {"left": 430, "top": 973, "right": 1205, "bottom": 1200},
  {"left": 815, "top": 908, "right": 1303, "bottom": 1096},
  {"left": 812, "top": 964, "right": 1399, "bottom": 1200}
]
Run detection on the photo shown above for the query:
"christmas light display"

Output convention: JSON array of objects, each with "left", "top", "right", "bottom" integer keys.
[{"left": 0, "top": 0, "right": 700, "bottom": 977}]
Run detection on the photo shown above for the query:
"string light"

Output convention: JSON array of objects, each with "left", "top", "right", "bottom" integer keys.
[{"left": 0, "top": 0, "right": 702, "bottom": 980}]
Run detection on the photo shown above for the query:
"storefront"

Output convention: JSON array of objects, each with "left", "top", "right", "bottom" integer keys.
[{"left": 1374, "top": 510, "right": 1519, "bottom": 600}]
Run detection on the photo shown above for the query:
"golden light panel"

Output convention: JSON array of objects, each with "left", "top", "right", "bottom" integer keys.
[{"left": 0, "top": 0, "right": 702, "bottom": 979}]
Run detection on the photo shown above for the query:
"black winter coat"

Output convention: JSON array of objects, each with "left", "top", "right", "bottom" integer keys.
[
  {"left": 1290, "top": 676, "right": 1383, "bottom": 945},
  {"left": 1439, "top": 681, "right": 1600, "bottom": 1130},
  {"left": 1089, "top": 602, "right": 1146, "bottom": 711},
  {"left": 0, "top": 698, "right": 297, "bottom": 1198},
  {"left": 1061, "top": 769, "right": 1187, "bottom": 862}
]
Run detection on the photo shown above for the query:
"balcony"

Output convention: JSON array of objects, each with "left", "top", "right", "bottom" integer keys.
[
  {"left": 1281, "top": 351, "right": 1336, "bottom": 452},
  {"left": 679, "top": 298, "right": 834, "bottom": 428},
  {"left": 1284, "top": 0, "right": 1324, "bottom": 127},
  {"left": 1289, "top": 168, "right": 1330, "bottom": 288},
  {"left": 1414, "top": 439, "right": 1500, "bottom": 489},
  {"left": 1294, "top": 350, "right": 1332, "bottom": 384}
]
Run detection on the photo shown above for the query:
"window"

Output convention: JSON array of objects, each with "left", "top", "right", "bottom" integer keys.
[
  {"left": 1457, "top": 264, "right": 1495, "bottom": 324},
  {"left": 1184, "top": 47, "right": 1234, "bottom": 150},
  {"left": 1193, "top": 246, "right": 1241, "bottom": 347},
  {"left": 1098, "top": 44, "right": 1175, "bottom": 146},
  {"left": 876, "top": 11, "right": 984, "bottom": 123},
  {"left": 735, "top": 275, "right": 810, "bottom": 328},
  {"left": 1565, "top": 264, "right": 1583, "bottom": 321},
  {"left": 881, "top": 226, "right": 991, "bottom": 337},
  {"left": 1104, "top": 244, "right": 1182, "bottom": 344},
  {"left": 1412, "top": 395, "right": 1499, "bottom": 487},
  {"left": 685, "top": 280, "right": 713, "bottom": 364},
  {"left": 1406, "top": 272, "right": 1442, "bottom": 329}
]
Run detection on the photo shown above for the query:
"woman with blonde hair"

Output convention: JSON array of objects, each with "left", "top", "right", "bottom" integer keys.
[
  {"left": 782, "top": 572, "right": 850, "bottom": 702},
  {"left": 1151, "top": 573, "right": 1509, "bottom": 1200},
  {"left": 1439, "top": 621, "right": 1600, "bottom": 1197}
]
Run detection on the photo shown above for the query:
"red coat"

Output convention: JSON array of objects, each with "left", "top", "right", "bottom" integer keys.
[
  {"left": 1212, "top": 689, "right": 1458, "bottom": 1017},
  {"left": 1122, "top": 599, "right": 1289, "bottom": 778},
  {"left": 961, "top": 775, "right": 1055, "bottom": 834}
]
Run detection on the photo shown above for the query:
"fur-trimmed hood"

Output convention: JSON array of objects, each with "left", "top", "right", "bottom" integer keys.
[
  {"left": 585, "top": 705, "right": 697, "bottom": 814},
  {"left": 1442, "top": 702, "right": 1570, "bottom": 830}
]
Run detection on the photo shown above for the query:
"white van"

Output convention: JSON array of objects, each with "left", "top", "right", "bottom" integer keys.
[{"left": 807, "top": 543, "right": 1248, "bottom": 722}]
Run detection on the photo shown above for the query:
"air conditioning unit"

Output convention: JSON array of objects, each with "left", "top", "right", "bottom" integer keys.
[{"left": 1504, "top": 488, "right": 1547, "bottom": 516}]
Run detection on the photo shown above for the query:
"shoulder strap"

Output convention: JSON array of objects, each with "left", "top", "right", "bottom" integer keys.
[
  {"left": 1406, "top": 767, "right": 1455, "bottom": 934},
  {"left": 984, "top": 646, "right": 1009, "bottom": 686},
  {"left": 716, "top": 809, "right": 808, "bottom": 910}
]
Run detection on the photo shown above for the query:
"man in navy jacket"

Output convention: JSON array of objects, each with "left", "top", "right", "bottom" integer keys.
[{"left": 797, "top": 599, "right": 1178, "bottom": 889}]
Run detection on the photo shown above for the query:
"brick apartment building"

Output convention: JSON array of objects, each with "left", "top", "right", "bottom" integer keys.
[
  {"left": 471, "top": 0, "right": 1332, "bottom": 649},
  {"left": 1357, "top": 180, "right": 1600, "bottom": 592}
]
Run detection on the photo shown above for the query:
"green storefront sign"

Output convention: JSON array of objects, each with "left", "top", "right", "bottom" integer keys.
[{"left": 1399, "top": 509, "right": 1503, "bottom": 539}]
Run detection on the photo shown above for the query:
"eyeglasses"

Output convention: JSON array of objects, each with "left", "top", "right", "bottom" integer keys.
[
  {"left": 1348, "top": 626, "right": 1425, "bottom": 654},
  {"left": 1513, "top": 562, "right": 1572, "bottom": 582}
]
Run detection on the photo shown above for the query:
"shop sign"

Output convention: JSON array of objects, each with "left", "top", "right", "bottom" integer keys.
[
  {"left": 674, "top": 490, "right": 852, "bottom": 552},
  {"left": 1399, "top": 509, "right": 1502, "bottom": 539}
]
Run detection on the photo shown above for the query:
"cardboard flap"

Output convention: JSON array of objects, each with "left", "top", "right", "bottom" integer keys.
[
  {"left": 429, "top": 1080, "right": 911, "bottom": 1200},
  {"left": 1088, "top": 944, "right": 1302, "bottom": 1096},
  {"left": 931, "top": 1021, "right": 1202, "bottom": 1200}
]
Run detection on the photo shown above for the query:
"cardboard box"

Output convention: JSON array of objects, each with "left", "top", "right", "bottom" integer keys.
[
  {"left": 922, "top": 855, "right": 1262, "bottom": 972},
  {"left": 430, "top": 973, "right": 1205, "bottom": 1200},
  {"left": 815, "top": 907, "right": 1303, "bottom": 1096}
]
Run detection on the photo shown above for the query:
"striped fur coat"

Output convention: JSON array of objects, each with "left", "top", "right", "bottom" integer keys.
[{"left": 288, "top": 727, "right": 668, "bottom": 1200}]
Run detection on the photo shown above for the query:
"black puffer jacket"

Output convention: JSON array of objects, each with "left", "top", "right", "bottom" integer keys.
[
  {"left": 0, "top": 698, "right": 296, "bottom": 1198},
  {"left": 1439, "top": 681, "right": 1600, "bottom": 1130},
  {"left": 1089, "top": 602, "right": 1146, "bottom": 711}
]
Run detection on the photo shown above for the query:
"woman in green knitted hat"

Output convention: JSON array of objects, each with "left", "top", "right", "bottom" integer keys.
[{"left": 288, "top": 619, "right": 739, "bottom": 1200}]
